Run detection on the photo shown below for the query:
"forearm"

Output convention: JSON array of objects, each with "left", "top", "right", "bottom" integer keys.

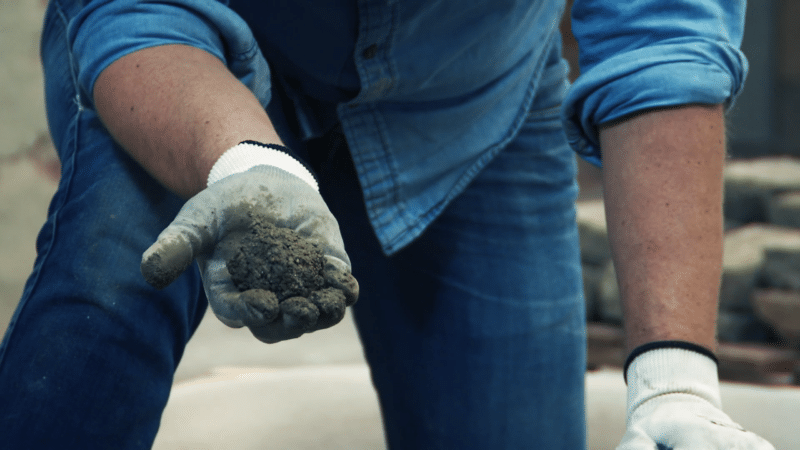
[
  {"left": 598, "top": 104, "right": 725, "bottom": 352},
  {"left": 93, "top": 44, "right": 283, "bottom": 198}
]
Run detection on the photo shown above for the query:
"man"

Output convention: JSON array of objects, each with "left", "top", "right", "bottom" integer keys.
[{"left": 0, "top": 0, "right": 774, "bottom": 448}]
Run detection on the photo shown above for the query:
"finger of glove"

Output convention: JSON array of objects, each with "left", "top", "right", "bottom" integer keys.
[
  {"left": 244, "top": 297, "right": 321, "bottom": 344},
  {"left": 245, "top": 291, "right": 346, "bottom": 343},
  {"left": 621, "top": 400, "right": 776, "bottom": 450},
  {"left": 207, "top": 279, "right": 318, "bottom": 343},
  {"left": 248, "top": 321, "right": 305, "bottom": 344},
  {"left": 141, "top": 191, "right": 224, "bottom": 289},
  {"left": 280, "top": 297, "right": 319, "bottom": 331},
  {"left": 308, "top": 288, "right": 347, "bottom": 329},
  {"left": 140, "top": 168, "right": 293, "bottom": 290},
  {"left": 322, "top": 256, "right": 359, "bottom": 306},
  {"left": 206, "top": 288, "right": 281, "bottom": 330},
  {"left": 618, "top": 431, "right": 775, "bottom": 450},
  {"left": 199, "top": 257, "right": 281, "bottom": 328}
]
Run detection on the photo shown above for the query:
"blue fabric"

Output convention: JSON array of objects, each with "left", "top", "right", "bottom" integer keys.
[
  {"left": 0, "top": 0, "right": 745, "bottom": 447},
  {"left": 0, "top": 2, "right": 208, "bottom": 446},
  {"left": 315, "top": 109, "right": 586, "bottom": 449},
  {"left": 563, "top": 0, "right": 748, "bottom": 165},
  {"left": 1, "top": 1, "right": 585, "bottom": 447},
  {"left": 227, "top": 0, "right": 360, "bottom": 103},
  {"left": 62, "top": 0, "right": 746, "bottom": 253},
  {"left": 65, "top": 0, "right": 570, "bottom": 254},
  {"left": 0, "top": 2, "right": 585, "bottom": 450}
]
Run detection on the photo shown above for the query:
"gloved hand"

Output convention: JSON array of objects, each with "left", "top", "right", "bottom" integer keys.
[
  {"left": 140, "top": 142, "right": 358, "bottom": 343},
  {"left": 618, "top": 345, "right": 775, "bottom": 450}
]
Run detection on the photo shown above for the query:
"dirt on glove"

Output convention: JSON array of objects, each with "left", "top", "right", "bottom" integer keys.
[{"left": 226, "top": 216, "right": 347, "bottom": 331}]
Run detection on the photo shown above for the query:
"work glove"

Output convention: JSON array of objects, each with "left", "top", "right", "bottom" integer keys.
[
  {"left": 140, "top": 141, "right": 358, "bottom": 343},
  {"left": 618, "top": 344, "right": 775, "bottom": 450}
]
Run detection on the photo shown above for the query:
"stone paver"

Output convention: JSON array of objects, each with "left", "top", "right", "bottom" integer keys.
[
  {"left": 752, "top": 289, "right": 800, "bottom": 346},
  {"left": 721, "top": 224, "right": 800, "bottom": 311},
  {"left": 724, "top": 157, "right": 800, "bottom": 223},
  {"left": 764, "top": 245, "right": 800, "bottom": 291},
  {"left": 576, "top": 199, "right": 610, "bottom": 265},
  {"left": 768, "top": 190, "right": 800, "bottom": 228},
  {"left": 597, "top": 261, "right": 622, "bottom": 324}
]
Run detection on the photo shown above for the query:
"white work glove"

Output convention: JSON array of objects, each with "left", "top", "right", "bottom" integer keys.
[
  {"left": 141, "top": 141, "right": 358, "bottom": 343},
  {"left": 618, "top": 344, "right": 775, "bottom": 450}
]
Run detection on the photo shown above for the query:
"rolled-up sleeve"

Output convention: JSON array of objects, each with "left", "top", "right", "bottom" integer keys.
[
  {"left": 68, "top": 0, "right": 271, "bottom": 109},
  {"left": 562, "top": 0, "right": 748, "bottom": 165}
]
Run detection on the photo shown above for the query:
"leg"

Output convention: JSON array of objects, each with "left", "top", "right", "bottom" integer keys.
[
  {"left": 0, "top": 2, "right": 207, "bottom": 447},
  {"left": 316, "top": 108, "right": 586, "bottom": 449}
]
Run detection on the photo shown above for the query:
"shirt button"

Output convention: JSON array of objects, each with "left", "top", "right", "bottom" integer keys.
[{"left": 362, "top": 44, "right": 378, "bottom": 59}]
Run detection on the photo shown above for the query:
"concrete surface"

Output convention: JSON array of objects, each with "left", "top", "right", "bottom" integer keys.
[
  {"left": 2, "top": 2, "right": 797, "bottom": 449},
  {"left": 158, "top": 363, "right": 800, "bottom": 450},
  {"left": 155, "top": 364, "right": 385, "bottom": 450}
]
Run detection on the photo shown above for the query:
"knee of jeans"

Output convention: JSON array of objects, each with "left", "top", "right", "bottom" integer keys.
[
  {"left": 28, "top": 215, "right": 203, "bottom": 333},
  {"left": 31, "top": 150, "right": 192, "bottom": 310}
]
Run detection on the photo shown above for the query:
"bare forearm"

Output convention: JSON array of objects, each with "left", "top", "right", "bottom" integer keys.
[
  {"left": 94, "top": 44, "right": 283, "bottom": 198},
  {"left": 598, "top": 105, "right": 725, "bottom": 352}
]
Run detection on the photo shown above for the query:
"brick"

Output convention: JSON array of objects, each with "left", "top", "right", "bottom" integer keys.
[
  {"left": 763, "top": 246, "right": 800, "bottom": 290},
  {"left": 751, "top": 289, "right": 800, "bottom": 347},
  {"left": 582, "top": 263, "right": 604, "bottom": 321},
  {"left": 717, "top": 310, "right": 772, "bottom": 343},
  {"left": 723, "top": 157, "right": 800, "bottom": 223},
  {"left": 586, "top": 322, "right": 625, "bottom": 369},
  {"left": 795, "top": 362, "right": 800, "bottom": 386},
  {"left": 768, "top": 190, "right": 800, "bottom": 228},
  {"left": 597, "top": 261, "right": 622, "bottom": 324},
  {"left": 716, "top": 342, "right": 800, "bottom": 384},
  {"left": 576, "top": 200, "right": 610, "bottom": 265},
  {"left": 721, "top": 225, "right": 800, "bottom": 311}
]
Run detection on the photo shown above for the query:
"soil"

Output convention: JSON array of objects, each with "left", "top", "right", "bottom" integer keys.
[{"left": 227, "top": 216, "right": 347, "bottom": 331}]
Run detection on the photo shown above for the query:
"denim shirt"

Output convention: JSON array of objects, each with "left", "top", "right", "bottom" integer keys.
[{"left": 66, "top": 0, "right": 746, "bottom": 254}]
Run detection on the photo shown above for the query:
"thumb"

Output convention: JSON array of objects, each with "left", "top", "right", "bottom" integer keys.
[
  {"left": 141, "top": 233, "right": 198, "bottom": 289},
  {"left": 140, "top": 193, "right": 221, "bottom": 289}
]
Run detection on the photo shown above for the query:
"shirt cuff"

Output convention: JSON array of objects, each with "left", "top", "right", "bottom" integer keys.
[
  {"left": 562, "top": 39, "right": 747, "bottom": 165},
  {"left": 69, "top": 0, "right": 271, "bottom": 109}
]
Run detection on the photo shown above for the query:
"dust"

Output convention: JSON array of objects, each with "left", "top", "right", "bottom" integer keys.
[{"left": 227, "top": 215, "right": 347, "bottom": 331}]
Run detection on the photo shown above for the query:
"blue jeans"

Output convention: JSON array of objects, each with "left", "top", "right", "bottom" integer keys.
[{"left": 0, "top": 1, "right": 586, "bottom": 448}]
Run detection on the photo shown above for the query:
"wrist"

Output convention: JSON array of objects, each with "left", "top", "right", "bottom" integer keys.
[{"left": 207, "top": 141, "right": 318, "bottom": 191}]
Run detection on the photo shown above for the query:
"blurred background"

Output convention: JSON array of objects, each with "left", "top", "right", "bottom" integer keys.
[{"left": 1, "top": 1, "right": 798, "bottom": 449}]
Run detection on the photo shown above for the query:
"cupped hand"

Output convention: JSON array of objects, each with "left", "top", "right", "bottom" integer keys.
[{"left": 141, "top": 165, "right": 358, "bottom": 343}]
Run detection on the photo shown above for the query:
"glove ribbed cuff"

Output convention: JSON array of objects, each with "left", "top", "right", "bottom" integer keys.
[
  {"left": 207, "top": 141, "right": 318, "bottom": 191},
  {"left": 625, "top": 346, "right": 722, "bottom": 422},
  {"left": 624, "top": 340, "right": 718, "bottom": 383}
]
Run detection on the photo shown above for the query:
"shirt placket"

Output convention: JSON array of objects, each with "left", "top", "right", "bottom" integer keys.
[
  {"left": 351, "top": 0, "right": 397, "bottom": 103},
  {"left": 337, "top": 0, "right": 408, "bottom": 252}
]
